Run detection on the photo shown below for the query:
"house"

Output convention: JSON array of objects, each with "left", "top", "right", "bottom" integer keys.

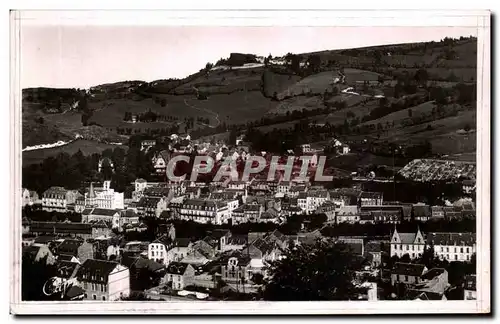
[
  {"left": 431, "top": 206, "right": 446, "bottom": 220},
  {"left": 41, "top": 187, "right": 81, "bottom": 212},
  {"left": 222, "top": 235, "right": 248, "bottom": 252},
  {"left": 185, "top": 186, "right": 201, "bottom": 199},
  {"left": 22, "top": 188, "right": 40, "bottom": 207},
  {"left": 151, "top": 150, "right": 172, "bottom": 174},
  {"left": 390, "top": 227, "right": 426, "bottom": 259},
  {"left": 427, "top": 232, "right": 476, "bottom": 262},
  {"left": 301, "top": 190, "right": 329, "bottom": 215},
  {"left": 412, "top": 203, "right": 431, "bottom": 222},
  {"left": 129, "top": 257, "right": 165, "bottom": 289},
  {"left": 463, "top": 274, "right": 476, "bottom": 300},
  {"left": 54, "top": 239, "right": 94, "bottom": 264},
  {"left": 361, "top": 205, "right": 404, "bottom": 223},
  {"left": 165, "top": 262, "right": 195, "bottom": 290},
  {"left": 179, "top": 199, "right": 230, "bottom": 225},
  {"left": 81, "top": 208, "right": 121, "bottom": 229},
  {"left": 168, "top": 238, "right": 193, "bottom": 262},
  {"left": 390, "top": 262, "right": 428, "bottom": 286},
  {"left": 231, "top": 203, "right": 264, "bottom": 224},
  {"left": 220, "top": 253, "right": 253, "bottom": 284},
  {"left": 148, "top": 234, "right": 175, "bottom": 265},
  {"left": 76, "top": 259, "right": 130, "bottom": 301},
  {"left": 359, "top": 192, "right": 383, "bottom": 206},
  {"left": 137, "top": 196, "right": 169, "bottom": 218},
  {"left": 22, "top": 244, "right": 56, "bottom": 265},
  {"left": 364, "top": 240, "right": 389, "bottom": 268},
  {"left": 408, "top": 268, "right": 449, "bottom": 301},
  {"left": 336, "top": 205, "right": 359, "bottom": 223},
  {"left": 336, "top": 237, "right": 364, "bottom": 256},
  {"left": 75, "top": 181, "right": 124, "bottom": 212},
  {"left": 141, "top": 139, "right": 157, "bottom": 152},
  {"left": 192, "top": 240, "right": 217, "bottom": 259},
  {"left": 29, "top": 221, "right": 107, "bottom": 240}
]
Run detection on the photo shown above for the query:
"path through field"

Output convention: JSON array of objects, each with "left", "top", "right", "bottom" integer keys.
[{"left": 183, "top": 98, "right": 221, "bottom": 128}]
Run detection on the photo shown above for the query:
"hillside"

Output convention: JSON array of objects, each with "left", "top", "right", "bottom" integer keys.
[{"left": 22, "top": 36, "right": 477, "bottom": 164}]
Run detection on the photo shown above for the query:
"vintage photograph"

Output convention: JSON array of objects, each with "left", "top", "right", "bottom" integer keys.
[{"left": 10, "top": 10, "right": 490, "bottom": 314}]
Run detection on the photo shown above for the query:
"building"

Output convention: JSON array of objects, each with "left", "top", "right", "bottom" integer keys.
[
  {"left": 29, "top": 221, "right": 111, "bottom": 240},
  {"left": 359, "top": 192, "right": 383, "bottom": 206},
  {"left": 427, "top": 232, "right": 476, "bottom": 262},
  {"left": 137, "top": 196, "right": 169, "bottom": 218},
  {"left": 408, "top": 268, "right": 449, "bottom": 301},
  {"left": 390, "top": 227, "right": 426, "bottom": 259},
  {"left": 336, "top": 205, "right": 360, "bottom": 223},
  {"left": 220, "top": 253, "right": 252, "bottom": 284},
  {"left": 464, "top": 274, "right": 476, "bottom": 300},
  {"left": 76, "top": 259, "right": 130, "bottom": 301},
  {"left": 81, "top": 208, "right": 121, "bottom": 230},
  {"left": 22, "top": 188, "right": 40, "bottom": 207},
  {"left": 75, "top": 181, "right": 124, "bottom": 212},
  {"left": 169, "top": 238, "right": 193, "bottom": 262},
  {"left": 413, "top": 203, "right": 431, "bottom": 222},
  {"left": 41, "top": 187, "right": 81, "bottom": 212},
  {"left": 148, "top": 234, "right": 175, "bottom": 265},
  {"left": 390, "top": 262, "right": 428, "bottom": 286},
  {"left": 231, "top": 203, "right": 264, "bottom": 224},
  {"left": 141, "top": 139, "right": 157, "bottom": 152},
  {"left": 165, "top": 262, "right": 195, "bottom": 290},
  {"left": 22, "top": 244, "right": 56, "bottom": 265},
  {"left": 151, "top": 150, "right": 172, "bottom": 174},
  {"left": 179, "top": 199, "right": 230, "bottom": 225}
]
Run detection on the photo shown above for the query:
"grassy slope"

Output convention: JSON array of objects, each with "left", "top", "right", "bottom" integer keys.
[{"left": 22, "top": 140, "right": 127, "bottom": 166}]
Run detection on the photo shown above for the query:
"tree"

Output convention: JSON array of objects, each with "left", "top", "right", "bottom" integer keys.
[
  {"left": 263, "top": 240, "right": 367, "bottom": 300},
  {"left": 307, "top": 54, "right": 321, "bottom": 72},
  {"left": 414, "top": 69, "right": 429, "bottom": 86},
  {"left": 205, "top": 62, "right": 213, "bottom": 70}
]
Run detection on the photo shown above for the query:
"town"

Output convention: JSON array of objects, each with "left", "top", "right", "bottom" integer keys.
[{"left": 21, "top": 131, "right": 477, "bottom": 302}]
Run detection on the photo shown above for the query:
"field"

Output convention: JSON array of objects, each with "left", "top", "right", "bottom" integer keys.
[
  {"left": 21, "top": 36, "right": 478, "bottom": 166},
  {"left": 22, "top": 140, "right": 127, "bottom": 166}
]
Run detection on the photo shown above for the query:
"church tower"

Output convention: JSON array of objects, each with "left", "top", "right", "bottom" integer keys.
[{"left": 86, "top": 182, "right": 98, "bottom": 209}]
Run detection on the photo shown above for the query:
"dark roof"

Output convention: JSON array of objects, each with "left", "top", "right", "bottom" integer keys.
[
  {"left": 138, "top": 197, "right": 163, "bottom": 208},
  {"left": 58, "top": 254, "right": 76, "bottom": 262},
  {"left": 209, "top": 229, "right": 231, "bottom": 239},
  {"left": 421, "top": 268, "right": 446, "bottom": 280},
  {"left": 132, "top": 258, "right": 165, "bottom": 273},
  {"left": 166, "top": 262, "right": 191, "bottom": 275},
  {"left": 413, "top": 204, "right": 431, "bottom": 217},
  {"left": 82, "top": 208, "right": 120, "bottom": 216},
  {"left": 30, "top": 222, "right": 92, "bottom": 235},
  {"left": 392, "top": 262, "right": 426, "bottom": 276},
  {"left": 227, "top": 235, "right": 247, "bottom": 245},
  {"left": 33, "top": 235, "right": 57, "bottom": 244},
  {"left": 359, "top": 191, "right": 382, "bottom": 199},
  {"left": 174, "top": 238, "right": 192, "bottom": 248},
  {"left": 427, "top": 232, "right": 475, "bottom": 246},
  {"left": 65, "top": 285, "right": 86, "bottom": 300},
  {"left": 56, "top": 260, "right": 79, "bottom": 279},
  {"left": 56, "top": 239, "right": 82, "bottom": 254},
  {"left": 152, "top": 234, "right": 174, "bottom": 247},
  {"left": 76, "top": 259, "right": 120, "bottom": 284}
]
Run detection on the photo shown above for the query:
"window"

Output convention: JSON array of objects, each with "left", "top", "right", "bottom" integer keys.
[
  {"left": 454, "top": 247, "right": 457, "bottom": 253},
  {"left": 467, "top": 247, "right": 470, "bottom": 253},
  {"left": 446, "top": 247, "right": 449, "bottom": 252},
  {"left": 460, "top": 247, "right": 464, "bottom": 253},
  {"left": 405, "top": 275, "right": 409, "bottom": 281},
  {"left": 93, "top": 295, "right": 97, "bottom": 300},
  {"left": 102, "top": 296, "right": 106, "bottom": 301},
  {"left": 455, "top": 255, "right": 458, "bottom": 261},
  {"left": 441, "top": 247, "right": 444, "bottom": 252},
  {"left": 84, "top": 293, "right": 88, "bottom": 298}
]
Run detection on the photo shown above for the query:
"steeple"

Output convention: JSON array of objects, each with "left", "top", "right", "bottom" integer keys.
[{"left": 89, "top": 182, "right": 96, "bottom": 199}]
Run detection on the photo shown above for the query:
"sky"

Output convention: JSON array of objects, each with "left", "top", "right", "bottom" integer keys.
[{"left": 20, "top": 26, "right": 477, "bottom": 89}]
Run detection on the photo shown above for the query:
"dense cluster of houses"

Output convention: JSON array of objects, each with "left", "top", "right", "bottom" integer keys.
[{"left": 21, "top": 136, "right": 477, "bottom": 301}]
